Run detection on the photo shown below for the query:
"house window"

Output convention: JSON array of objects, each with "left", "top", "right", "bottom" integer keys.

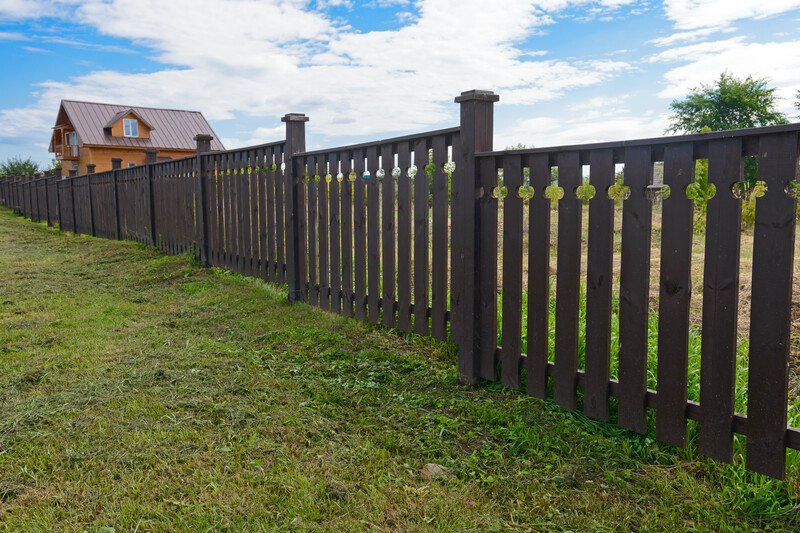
[
  {"left": 128, "top": 162, "right": 136, "bottom": 167},
  {"left": 123, "top": 118, "right": 139, "bottom": 137}
]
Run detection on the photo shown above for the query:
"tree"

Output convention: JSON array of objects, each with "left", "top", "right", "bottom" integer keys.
[
  {"left": 666, "top": 72, "right": 788, "bottom": 134},
  {"left": 795, "top": 89, "right": 800, "bottom": 116},
  {"left": 0, "top": 156, "right": 40, "bottom": 176},
  {"left": 667, "top": 73, "right": 788, "bottom": 230}
]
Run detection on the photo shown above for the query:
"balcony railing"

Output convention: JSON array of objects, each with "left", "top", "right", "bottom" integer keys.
[{"left": 54, "top": 144, "right": 79, "bottom": 160}]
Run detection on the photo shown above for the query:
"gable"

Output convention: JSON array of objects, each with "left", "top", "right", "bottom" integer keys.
[{"left": 107, "top": 111, "right": 151, "bottom": 139}]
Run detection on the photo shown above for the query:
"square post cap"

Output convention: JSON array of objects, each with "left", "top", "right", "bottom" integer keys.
[
  {"left": 455, "top": 90, "right": 500, "bottom": 103},
  {"left": 282, "top": 113, "right": 309, "bottom": 123},
  {"left": 194, "top": 134, "right": 213, "bottom": 153},
  {"left": 144, "top": 148, "right": 159, "bottom": 164}
]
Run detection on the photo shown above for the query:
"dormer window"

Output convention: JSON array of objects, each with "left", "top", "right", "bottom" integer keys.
[{"left": 123, "top": 118, "right": 139, "bottom": 137}]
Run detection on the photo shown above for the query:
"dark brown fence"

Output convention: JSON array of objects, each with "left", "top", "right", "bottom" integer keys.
[{"left": 1, "top": 90, "right": 799, "bottom": 480}]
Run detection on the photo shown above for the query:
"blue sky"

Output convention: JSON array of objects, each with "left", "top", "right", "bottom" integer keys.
[{"left": 1, "top": 0, "right": 800, "bottom": 167}]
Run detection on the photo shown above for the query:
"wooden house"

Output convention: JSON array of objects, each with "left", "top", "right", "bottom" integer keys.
[{"left": 49, "top": 100, "right": 225, "bottom": 174}]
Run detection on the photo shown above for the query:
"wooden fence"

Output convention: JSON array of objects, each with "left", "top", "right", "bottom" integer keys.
[{"left": 2, "top": 90, "right": 799, "bottom": 480}]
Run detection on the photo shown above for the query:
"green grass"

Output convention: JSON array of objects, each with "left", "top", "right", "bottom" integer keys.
[{"left": 0, "top": 207, "right": 799, "bottom": 532}]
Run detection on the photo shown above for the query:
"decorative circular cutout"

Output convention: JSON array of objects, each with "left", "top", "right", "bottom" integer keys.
[
  {"left": 517, "top": 184, "right": 535, "bottom": 200},
  {"left": 544, "top": 185, "right": 565, "bottom": 201},
  {"left": 492, "top": 185, "right": 508, "bottom": 200},
  {"left": 576, "top": 183, "right": 596, "bottom": 201}
]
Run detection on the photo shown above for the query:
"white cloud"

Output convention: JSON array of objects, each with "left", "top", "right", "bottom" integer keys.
[
  {"left": 221, "top": 125, "right": 285, "bottom": 149},
  {"left": 0, "top": 31, "right": 28, "bottom": 40},
  {"left": 21, "top": 46, "right": 52, "bottom": 53},
  {"left": 0, "top": 0, "right": 636, "bottom": 154},
  {"left": 647, "top": 27, "right": 726, "bottom": 47},
  {"left": 651, "top": 37, "right": 800, "bottom": 116},
  {"left": 662, "top": 0, "right": 800, "bottom": 31},
  {"left": 0, "top": 0, "right": 77, "bottom": 19},
  {"left": 496, "top": 109, "right": 671, "bottom": 149}
]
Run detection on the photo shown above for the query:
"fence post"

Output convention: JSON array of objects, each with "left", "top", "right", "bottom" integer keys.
[
  {"left": 107, "top": 161, "right": 119, "bottom": 240},
  {"left": 107, "top": 163, "right": 120, "bottom": 240},
  {"left": 43, "top": 172, "right": 50, "bottom": 225},
  {"left": 55, "top": 168, "right": 62, "bottom": 229},
  {"left": 32, "top": 173, "right": 41, "bottom": 222},
  {"left": 70, "top": 175, "right": 77, "bottom": 233},
  {"left": 451, "top": 90, "right": 499, "bottom": 385},
  {"left": 194, "top": 134, "right": 213, "bottom": 266},
  {"left": 282, "top": 113, "right": 309, "bottom": 303},
  {"left": 87, "top": 163, "right": 97, "bottom": 236},
  {"left": 144, "top": 150, "right": 158, "bottom": 247}
]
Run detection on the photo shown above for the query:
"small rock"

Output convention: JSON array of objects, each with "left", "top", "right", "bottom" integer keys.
[
  {"left": 421, "top": 463, "right": 456, "bottom": 481},
  {"left": 325, "top": 480, "right": 349, "bottom": 501}
]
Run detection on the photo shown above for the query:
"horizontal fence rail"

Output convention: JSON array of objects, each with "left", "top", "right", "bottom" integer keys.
[{"left": 1, "top": 91, "right": 798, "bottom": 480}]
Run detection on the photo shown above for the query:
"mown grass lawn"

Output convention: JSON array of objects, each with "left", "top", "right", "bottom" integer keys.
[{"left": 0, "top": 207, "right": 798, "bottom": 532}]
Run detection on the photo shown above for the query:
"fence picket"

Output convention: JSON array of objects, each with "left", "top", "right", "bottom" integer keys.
[
  {"left": 478, "top": 155, "right": 499, "bottom": 381},
  {"left": 367, "top": 146, "right": 381, "bottom": 324},
  {"left": 527, "top": 153, "right": 552, "bottom": 398},
  {"left": 431, "top": 135, "right": 449, "bottom": 340},
  {"left": 354, "top": 150, "right": 367, "bottom": 320},
  {"left": 381, "top": 142, "right": 396, "bottom": 328},
  {"left": 746, "top": 132, "right": 798, "bottom": 480},
  {"left": 341, "top": 151, "right": 354, "bottom": 318},
  {"left": 655, "top": 142, "right": 695, "bottom": 448},
  {"left": 329, "top": 153, "right": 341, "bottom": 314},
  {"left": 618, "top": 146, "right": 653, "bottom": 434},
  {"left": 501, "top": 154, "right": 524, "bottom": 390},
  {"left": 584, "top": 149, "right": 615, "bottom": 421},
  {"left": 699, "top": 137, "right": 743, "bottom": 463},
  {"left": 413, "top": 138, "right": 429, "bottom": 336},
  {"left": 553, "top": 151, "right": 582, "bottom": 410},
  {"left": 319, "top": 155, "right": 330, "bottom": 311},
  {"left": 308, "top": 155, "right": 319, "bottom": 306},
  {"left": 396, "top": 142, "right": 412, "bottom": 332}
]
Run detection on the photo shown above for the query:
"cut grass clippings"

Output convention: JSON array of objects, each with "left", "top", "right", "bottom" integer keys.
[{"left": 0, "top": 207, "right": 798, "bottom": 532}]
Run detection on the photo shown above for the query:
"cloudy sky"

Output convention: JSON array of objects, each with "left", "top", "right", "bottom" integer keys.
[{"left": 1, "top": 0, "right": 800, "bottom": 165}]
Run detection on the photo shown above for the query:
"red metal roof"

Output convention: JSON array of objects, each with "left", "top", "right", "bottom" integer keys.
[{"left": 57, "top": 100, "right": 225, "bottom": 151}]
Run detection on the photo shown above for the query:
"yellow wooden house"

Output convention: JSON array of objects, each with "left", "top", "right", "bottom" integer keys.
[{"left": 49, "top": 100, "right": 225, "bottom": 174}]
